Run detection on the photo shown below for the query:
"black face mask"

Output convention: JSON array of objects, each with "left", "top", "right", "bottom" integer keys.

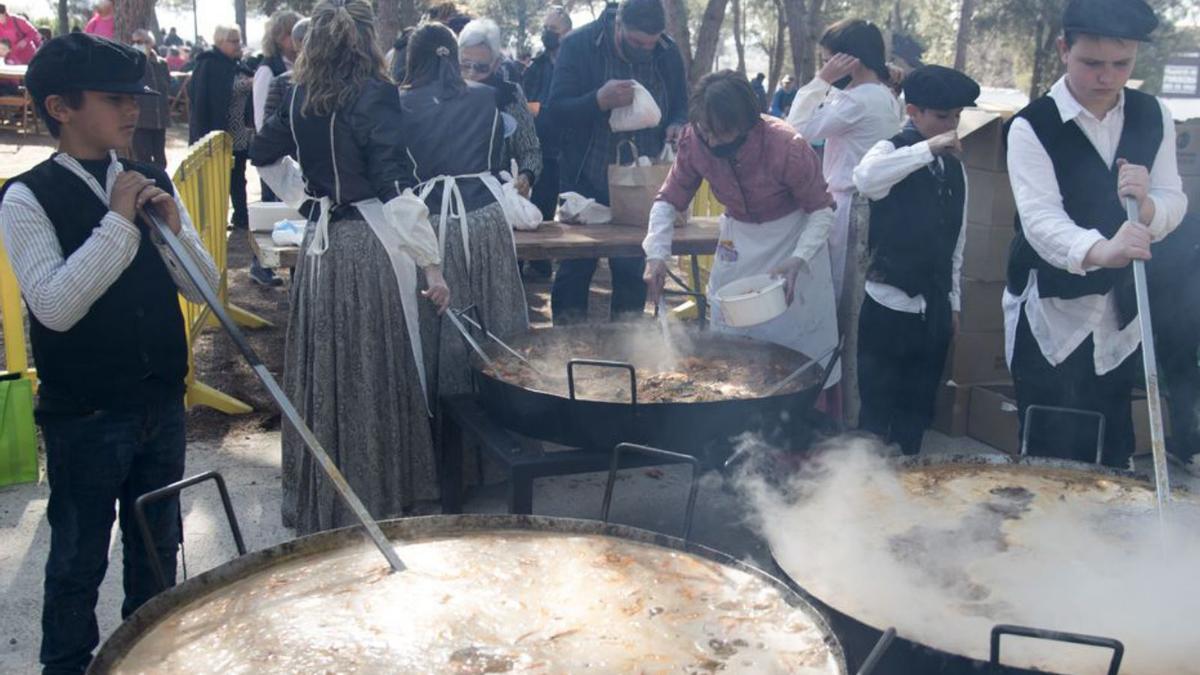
[
  {"left": 703, "top": 132, "right": 749, "bottom": 160},
  {"left": 832, "top": 75, "right": 852, "bottom": 90},
  {"left": 541, "top": 29, "right": 560, "bottom": 51}
]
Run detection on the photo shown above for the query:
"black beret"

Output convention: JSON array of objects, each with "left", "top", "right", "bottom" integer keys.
[
  {"left": 26, "top": 33, "right": 158, "bottom": 103},
  {"left": 1062, "top": 0, "right": 1158, "bottom": 42},
  {"left": 902, "top": 65, "right": 980, "bottom": 110}
]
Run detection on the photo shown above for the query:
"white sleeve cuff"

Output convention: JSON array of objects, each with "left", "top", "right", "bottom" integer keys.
[
  {"left": 1146, "top": 194, "right": 1170, "bottom": 240},
  {"left": 1067, "top": 229, "right": 1107, "bottom": 275},
  {"left": 643, "top": 201, "right": 677, "bottom": 260}
]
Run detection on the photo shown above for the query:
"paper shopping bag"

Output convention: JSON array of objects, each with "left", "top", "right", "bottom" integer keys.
[{"left": 607, "top": 139, "right": 674, "bottom": 227}]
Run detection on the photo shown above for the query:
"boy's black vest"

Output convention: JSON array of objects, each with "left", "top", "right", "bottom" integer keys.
[
  {"left": 1005, "top": 88, "right": 1163, "bottom": 328},
  {"left": 867, "top": 125, "right": 966, "bottom": 323},
  {"left": 2, "top": 157, "right": 187, "bottom": 408}
]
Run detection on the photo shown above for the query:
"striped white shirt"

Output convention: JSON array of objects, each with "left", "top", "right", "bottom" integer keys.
[{"left": 0, "top": 152, "right": 219, "bottom": 332}]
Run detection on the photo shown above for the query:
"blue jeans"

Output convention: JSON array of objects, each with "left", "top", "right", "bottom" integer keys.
[
  {"left": 551, "top": 256, "right": 647, "bottom": 325},
  {"left": 39, "top": 396, "right": 186, "bottom": 675}
]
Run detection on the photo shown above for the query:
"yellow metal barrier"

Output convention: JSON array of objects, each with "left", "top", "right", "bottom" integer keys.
[
  {"left": 0, "top": 132, "right": 264, "bottom": 414},
  {"left": 673, "top": 181, "right": 721, "bottom": 319}
]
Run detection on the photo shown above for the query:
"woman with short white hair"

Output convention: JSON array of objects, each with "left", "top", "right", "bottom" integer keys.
[{"left": 457, "top": 18, "right": 541, "bottom": 197}]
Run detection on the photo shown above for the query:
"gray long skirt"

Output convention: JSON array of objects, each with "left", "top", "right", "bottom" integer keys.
[
  {"left": 282, "top": 219, "right": 438, "bottom": 535},
  {"left": 420, "top": 201, "right": 529, "bottom": 404}
]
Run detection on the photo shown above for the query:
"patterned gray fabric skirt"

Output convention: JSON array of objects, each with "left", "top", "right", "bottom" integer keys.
[
  {"left": 420, "top": 201, "right": 529, "bottom": 404},
  {"left": 282, "top": 219, "right": 438, "bottom": 535}
]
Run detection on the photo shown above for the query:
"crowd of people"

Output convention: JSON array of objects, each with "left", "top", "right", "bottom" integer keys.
[{"left": 0, "top": 0, "right": 1189, "bottom": 672}]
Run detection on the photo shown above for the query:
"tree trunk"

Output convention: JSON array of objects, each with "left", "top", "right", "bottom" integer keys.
[
  {"left": 57, "top": 0, "right": 69, "bottom": 35},
  {"left": 953, "top": 0, "right": 975, "bottom": 71},
  {"left": 768, "top": 0, "right": 786, "bottom": 92},
  {"left": 235, "top": 0, "right": 247, "bottom": 46},
  {"left": 664, "top": 0, "right": 693, "bottom": 77},
  {"left": 732, "top": 0, "right": 746, "bottom": 77},
  {"left": 377, "top": 0, "right": 403, "bottom": 54},
  {"left": 784, "top": 0, "right": 821, "bottom": 83},
  {"left": 515, "top": 0, "right": 530, "bottom": 55},
  {"left": 1029, "top": 19, "right": 1046, "bottom": 100},
  {"left": 690, "top": 0, "right": 731, "bottom": 85},
  {"left": 115, "top": 0, "right": 156, "bottom": 44}
]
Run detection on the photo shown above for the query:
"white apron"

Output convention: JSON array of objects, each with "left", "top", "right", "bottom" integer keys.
[
  {"left": 707, "top": 209, "right": 841, "bottom": 387},
  {"left": 827, "top": 189, "right": 853, "bottom": 304}
]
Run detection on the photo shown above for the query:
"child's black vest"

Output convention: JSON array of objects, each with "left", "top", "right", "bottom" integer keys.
[
  {"left": 1005, "top": 88, "right": 1163, "bottom": 328},
  {"left": 2, "top": 157, "right": 188, "bottom": 408},
  {"left": 866, "top": 126, "right": 966, "bottom": 318}
]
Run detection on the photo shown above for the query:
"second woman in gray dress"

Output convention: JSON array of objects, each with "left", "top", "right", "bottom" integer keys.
[{"left": 400, "top": 23, "right": 530, "bottom": 409}]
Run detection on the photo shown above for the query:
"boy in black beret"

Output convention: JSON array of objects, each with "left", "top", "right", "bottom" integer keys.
[
  {"left": 1003, "top": 0, "right": 1187, "bottom": 468},
  {"left": 0, "top": 34, "right": 218, "bottom": 674},
  {"left": 851, "top": 64, "right": 980, "bottom": 455}
]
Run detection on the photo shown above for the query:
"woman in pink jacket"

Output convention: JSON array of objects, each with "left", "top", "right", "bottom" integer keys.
[
  {"left": 0, "top": 5, "right": 41, "bottom": 65},
  {"left": 644, "top": 70, "right": 841, "bottom": 385}
]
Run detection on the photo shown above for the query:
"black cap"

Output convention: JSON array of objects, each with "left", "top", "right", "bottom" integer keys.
[
  {"left": 902, "top": 65, "right": 980, "bottom": 110},
  {"left": 26, "top": 33, "right": 158, "bottom": 103},
  {"left": 1062, "top": 0, "right": 1158, "bottom": 42}
]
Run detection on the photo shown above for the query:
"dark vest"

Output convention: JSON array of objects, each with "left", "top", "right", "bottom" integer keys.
[
  {"left": 1005, "top": 88, "right": 1163, "bottom": 328},
  {"left": 398, "top": 80, "right": 505, "bottom": 213},
  {"left": 2, "top": 157, "right": 188, "bottom": 409},
  {"left": 866, "top": 126, "right": 966, "bottom": 316},
  {"left": 263, "top": 53, "right": 287, "bottom": 78}
]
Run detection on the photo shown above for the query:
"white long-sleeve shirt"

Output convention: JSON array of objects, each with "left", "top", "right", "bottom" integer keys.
[
  {"left": 253, "top": 58, "right": 292, "bottom": 132},
  {"left": 786, "top": 77, "right": 903, "bottom": 194},
  {"left": 1003, "top": 77, "right": 1187, "bottom": 375},
  {"left": 853, "top": 137, "right": 968, "bottom": 313},
  {"left": 0, "top": 152, "right": 219, "bottom": 332}
]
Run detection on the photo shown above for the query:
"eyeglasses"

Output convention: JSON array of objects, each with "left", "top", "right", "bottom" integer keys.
[{"left": 460, "top": 61, "right": 491, "bottom": 75}]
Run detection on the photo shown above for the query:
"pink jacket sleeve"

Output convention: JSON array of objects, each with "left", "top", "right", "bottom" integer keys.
[
  {"left": 784, "top": 135, "right": 835, "bottom": 213},
  {"left": 655, "top": 125, "right": 704, "bottom": 213}
]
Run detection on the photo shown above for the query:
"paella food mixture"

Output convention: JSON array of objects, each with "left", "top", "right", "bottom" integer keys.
[
  {"left": 485, "top": 353, "right": 802, "bottom": 403},
  {"left": 761, "top": 453, "right": 1200, "bottom": 675},
  {"left": 112, "top": 531, "right": 842, "bottom": 674}
]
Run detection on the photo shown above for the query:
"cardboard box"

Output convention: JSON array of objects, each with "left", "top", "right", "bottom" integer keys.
[
  {"left": 1183, "top": 174, "right": 1200, "bottom": 214},
  {"left": 949, "top": 329, "right": 1010, "bottom": 385},
  {"left": 960, "top": 110, "right": 1007, "bottom": 172},
  {"left": 959, "top": 278, "right": 1006, "bottom": 333},
  {"left": 932, "top": 381, "right": 972, "bottom": 437},
  {"left": 962, "top": 222, "right": 1013, "bottom": 282},
  {"left": 1177, "top": 119, "right": 1200, "bottom": 177},
  {"left": 968, "top": 384, "right": 1020, "bottom": 455},
  {"left": 966, "top": 168, "right": 1018, "bottom": 226}
]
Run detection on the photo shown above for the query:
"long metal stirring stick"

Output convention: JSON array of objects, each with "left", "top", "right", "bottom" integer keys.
[
  {"left": 146, "top": 210, "right": 406, "bottom": 573},
  {"left": 1125, "top": 197, "right": 1171, "bottom": 525}
]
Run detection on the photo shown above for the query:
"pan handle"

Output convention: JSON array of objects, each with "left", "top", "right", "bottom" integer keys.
[
  {"left": 567, "top": 359, "right": 639, "bottom": 442},
  {"left": 855, "top": 627, "right": 896, "bottom": 675},
  {"left": 135, "top": 470, "right": 247, "bottom": 593},
  {"left": 601, "top": 443, "right": 700, "bottom": 543},
  {"left": 990, "top": 624, "right": 1123, "bottom": 675}
]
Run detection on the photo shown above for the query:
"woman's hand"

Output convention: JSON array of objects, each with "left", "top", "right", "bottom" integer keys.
[
  {"left": 421, "top": 266, "right": 451, "bottom": 314},
  {"left": 644, "top": 258, "right": 669, "bottom": 305},
  {"left": 769, "top": 256, "right": 807, "bottom": 305},
  {"left": 818, "top": 53, "right": 859, "bottom": 86},
  {"left": 514, "top": 172, "right": 532, "bottom": 198}
]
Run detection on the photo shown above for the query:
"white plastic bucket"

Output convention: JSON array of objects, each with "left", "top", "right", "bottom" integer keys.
[{"left": 714, "top": 274, "right": 788, "bottom": 327}]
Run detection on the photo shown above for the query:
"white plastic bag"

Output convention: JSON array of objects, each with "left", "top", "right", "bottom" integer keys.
[
  {"left": 498, "top": 162, "right": 544, "bottom": 231},
  {"left": 609, "top": 82, "right": 662, "bottom": 132},
  {"left": 556, "top": 191, "right": 612, "bottom": 225}
]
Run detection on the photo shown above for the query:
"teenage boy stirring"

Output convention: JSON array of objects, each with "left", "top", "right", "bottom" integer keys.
[
  {"left": 1004, "top": 0, "right": 1186, "bottom": 468},
  {"left": 0, "top": 34, "right": 218, "bottom": 674}
]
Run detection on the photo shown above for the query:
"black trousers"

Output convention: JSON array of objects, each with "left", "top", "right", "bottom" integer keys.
[
  {"left": 39, "top": 397, "right": 186, "bottom": 674},
  {"left": 131, "top": 129, "right": 166, "bottom": 170},
  {"left": 230, "top": 151, "right": 249, "bottom": 229},
  {"left": 1012, "top": 305, "right": 1138, "bottom": 468},
  {"left": 857, "top": 296, "right": 952, "bottom": 455}
]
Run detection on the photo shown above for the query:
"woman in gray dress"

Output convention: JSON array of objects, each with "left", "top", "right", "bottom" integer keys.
[
  {"left": 400, "top": 23, "right": 530, "bottom": 410},
  {"left": 250, "top": 0, "right": 450, "bottom": 534}
]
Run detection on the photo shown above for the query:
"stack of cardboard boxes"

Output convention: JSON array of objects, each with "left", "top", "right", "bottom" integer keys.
[
  {"left": 1180, "top": 119, "right": 1200, "bottom": 214},
  {"left": 931, "top": 110, "right": 1019, "bottom": 448}
]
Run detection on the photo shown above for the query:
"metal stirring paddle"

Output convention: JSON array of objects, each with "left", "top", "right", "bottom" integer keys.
[
  {"left": 145, "top": 209, "right": 407, "bottom": 573},
  {"left": 1125, "top": 196, "right": 1171, "bottom": 523}
]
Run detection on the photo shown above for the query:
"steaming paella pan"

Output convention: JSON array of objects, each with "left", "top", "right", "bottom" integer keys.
[
  {"left": 753, "top": 452, "right": 1200, "bottom": 674},
  {"left": 91, "top": 515, "right": 848, "bottom": 674},
  {"left": 470, "top": 324, "right": 832, "bottom": 458}
]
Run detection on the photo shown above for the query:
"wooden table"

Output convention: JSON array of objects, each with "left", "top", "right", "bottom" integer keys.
[{"left": 250, "top": 217, "right": 721, "bottom": 321}]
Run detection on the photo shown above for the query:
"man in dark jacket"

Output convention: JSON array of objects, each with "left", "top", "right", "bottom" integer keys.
[
  {"left": 751, "top": 72, "right": 768, "bottom": 112},
  {"left": 547, "top": 0, "right": 687, "bottom": 324},
  {"left": 188, "top": 26, "right": 253, "bottom": 229},
  {"left": 522, "top": 5, "right": 573, "bottom": 278}
]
